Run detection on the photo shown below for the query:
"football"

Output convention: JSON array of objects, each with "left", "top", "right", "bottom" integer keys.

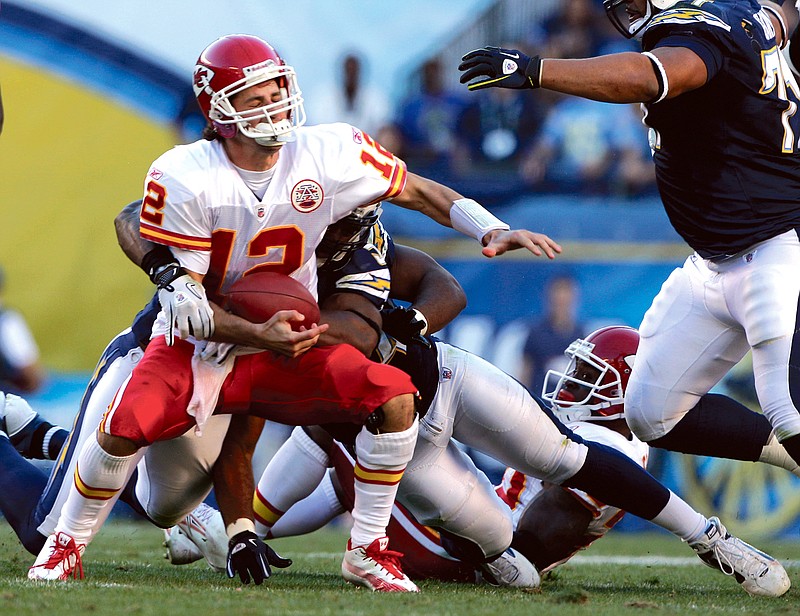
[{"left": 225, "top": 272, "right": 321, "bottom": 331}]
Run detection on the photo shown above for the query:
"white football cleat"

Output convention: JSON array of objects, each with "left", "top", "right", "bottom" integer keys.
[
  {"left": 28, "top": 532, "right": 85, "bottom": 581},
  {"left": 689, "top": 517, "right": 790, "bottom": 597},
  {"left": 174, "top": 503, "right": 227, "bottom": 572},
  {"left": 163, "top": 526, "right": 203, "bottom": 566},
  {"left": 480, "top": 547, "right": 541, "bottom": 588},
  {"left": 342, "top": 536, "right": 419, "bottom": 592}
]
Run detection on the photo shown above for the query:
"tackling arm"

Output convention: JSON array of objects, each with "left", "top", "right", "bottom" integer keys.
[
  {"left": 115, "top": 199, "right": 155, "bottom": 270},
  {"left": 318, "top": 293, "right": 382, "bottom": 356},
  {"left": 212, "top": 414, "right": 265, "bottom": 531},
  {"left": 212, "top": 414, "right": 292, "bottom": 585},
  {"left": 389, "top": 244, "right": 466, "bottom": 335}
]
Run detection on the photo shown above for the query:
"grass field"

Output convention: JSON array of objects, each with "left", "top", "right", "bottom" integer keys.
[{"left": 2, "top": 522, "right": 799, "bottom": 615}]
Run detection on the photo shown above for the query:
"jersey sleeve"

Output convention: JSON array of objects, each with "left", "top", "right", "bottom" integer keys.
[
  {"left": 643, "top": 8, "right": 731, "bottom": 81},
  {"left": 138, "top": 162, "right": 214, "bottom": 257},
  {"left": 323, "top": 124, "right": 408, "bottom": 218}
]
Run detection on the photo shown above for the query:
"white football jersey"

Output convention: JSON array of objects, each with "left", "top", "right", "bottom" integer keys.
[
  {"left": 498, "top": 421, "right": 649, "bottom": 571},
  {"left": 140, "top": 123, "right": 407, "bottom": 304}
]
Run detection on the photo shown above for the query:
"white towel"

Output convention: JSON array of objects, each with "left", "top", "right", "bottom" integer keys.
[
  {"left": 186, "top": 342, "right": 261, "bottom": 436},
  {"left": 186, "top": 342, "right": 236, "bottom": 436}
]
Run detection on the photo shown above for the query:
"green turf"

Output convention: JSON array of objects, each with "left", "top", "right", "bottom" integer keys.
[{"left": 1, "top": 521, "right": 799, "bottom": 615}]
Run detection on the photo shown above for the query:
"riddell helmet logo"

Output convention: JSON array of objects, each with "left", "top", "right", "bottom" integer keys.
[
  {"left": 291, "top": 180, "right": 324, "bottom": 213},
  {"left": 193, "top": 65, "right": 215, "bottom": 97},
  {"left": 243, "top": 59, "right": 277, "bottom": 75}
]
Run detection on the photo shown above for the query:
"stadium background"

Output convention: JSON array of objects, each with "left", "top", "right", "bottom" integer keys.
[{"left": 1, "top": 0, "right": 797, "bottom": 540}]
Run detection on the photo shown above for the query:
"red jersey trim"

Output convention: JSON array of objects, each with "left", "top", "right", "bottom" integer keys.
[
  {"left": 376, "top": 158, "right": 408, "bottom": 202},
  {"left": 140, "top": 222, "right": 212, "bottom": 251}
]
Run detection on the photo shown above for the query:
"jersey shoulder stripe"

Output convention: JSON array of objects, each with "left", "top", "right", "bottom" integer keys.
[
  {"left": 140, "top": 222, "right": 213, "bottom": 251},
  {"left": 376, "top": 159, "right": 408, "bottom": 202},
  {"left": 648, "top": 7, "right": 732, "bottom": 32}
]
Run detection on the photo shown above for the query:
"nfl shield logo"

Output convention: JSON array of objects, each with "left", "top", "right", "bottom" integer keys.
[
  {"left": 257, "top": 207, "right": 265, "bottom": 219},
  {"left": 441, "top": 367, "right": 452, "bottom": 380}
]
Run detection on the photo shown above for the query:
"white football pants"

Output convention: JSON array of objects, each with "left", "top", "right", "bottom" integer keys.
[
  {"left": 626, "top": 229, "right": 800, "bottom": 441},
  {"left": 397, "top": 342, "right": 589, "bottom": 558}
]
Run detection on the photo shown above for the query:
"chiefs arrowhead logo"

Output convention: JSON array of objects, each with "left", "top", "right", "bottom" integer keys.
[
  {"left": 291, "top": 180, "right": 324, "bottom": 213},
  {"left": 193, "top": 65, "right": 215, "bottom": 97}
]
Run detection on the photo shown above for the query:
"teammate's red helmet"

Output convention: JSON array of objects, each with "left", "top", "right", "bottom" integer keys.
[
  {"left": 542, "top": 325, "right": 640, "bottom": 423},
  {"left": 192, "top": 34, "right": 306, "bottom": 146}
]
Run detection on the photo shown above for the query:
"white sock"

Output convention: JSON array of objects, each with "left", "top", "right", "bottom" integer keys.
[
  {"left": 350, "top": 419, "right": 418, "bottom": 547},
  {"left": 759, "top": 433, "right": 800, "bottom": 476},
  {"left": 55, "top": 433, "right": 138, "bottom": 544},
  {"left": 253, "top": 426, "right": 330, "bottom": 537},
  {"left": 268, "top": 471, "right": 346, "bottom": 539},
  {"left": 650, "top": 491, "right": 709, "bottom": 543}
]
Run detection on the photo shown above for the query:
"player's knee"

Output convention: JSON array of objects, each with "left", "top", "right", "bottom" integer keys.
[
  {"left": 371, "top": 393, "right": 415, "bottom": 433},
  {"left": 97, "top": 431, "right": 140, "bottom": 456},
  {"left": 439, "top": 510, "right": 513, "bottom": 562},
  {"left": 622, "top": 382, "right": 667, "bottom": 442}
]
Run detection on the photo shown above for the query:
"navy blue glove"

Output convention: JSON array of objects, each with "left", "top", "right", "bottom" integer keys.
[
  {"left": 458, "top": 46, "right": 541, "bottom": 91},
  {"left": 226, "top": 531, "right": 292, "bottom": 585},
  {"left": 381, "top": 306, "right": 431, "bottom": 348}
]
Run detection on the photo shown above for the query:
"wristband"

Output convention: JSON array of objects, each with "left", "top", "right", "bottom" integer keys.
[
  {"left": 449, "top": 198, "right": 510, "bottom": 243},
  {"left": 761, "top": 4, "right": 788, "bottom": 48},
  {"left": 226, "top": 517, "right": 256, "bottom": 539},
  {"left": 141, "top": 245, "right": 179, "bottom": 284},
  {"left": 152, "top": 263, "right": 187, "bottom": 290},
  {"left": 526, "top": 56, "right": 542, "bottom": 88}
]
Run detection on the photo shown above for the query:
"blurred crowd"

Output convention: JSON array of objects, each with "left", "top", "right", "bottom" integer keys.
[{"left": 305, "top": 0, "right": 657, "bottom": 206}]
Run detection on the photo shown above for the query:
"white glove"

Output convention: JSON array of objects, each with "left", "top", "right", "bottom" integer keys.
[{"left": 155, "top": 266, "right": 215, "bottom": 345}]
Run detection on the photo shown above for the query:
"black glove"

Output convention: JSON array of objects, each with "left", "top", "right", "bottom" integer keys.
[
  {"left": 381, "top": 306, "right": 431, "bottom": 348},
  {"left": 226, "top": 531, "right": 292, "bottom": 585},
  {"left": 458, "top": 46, "right": 541, "bottom": 91}
]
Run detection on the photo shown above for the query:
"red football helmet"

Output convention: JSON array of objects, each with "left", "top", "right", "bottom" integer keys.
[
  {"left": 542, "top": 325, "right": 640, "bottom": 423},
  {"left": 192, "top": 34, "right": 306, "bottom": 146}
]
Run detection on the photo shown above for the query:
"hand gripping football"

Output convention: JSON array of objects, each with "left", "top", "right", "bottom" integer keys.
[{"left": 225, "top": 272, "right": 321, "bottom": 331}]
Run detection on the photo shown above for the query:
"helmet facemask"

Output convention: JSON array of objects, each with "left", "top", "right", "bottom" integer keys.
[
  {"left": 317, "top": 205, "right": 383, "bottom": 271},
  {"left": 207, "top": 65, "right": 306, "bottom": 147},
  {"left": 542, "top": 337, "right": 630, "bottom": 423},
  {"left": 603, "top": 0, "right": 673, "bottom": 39}
]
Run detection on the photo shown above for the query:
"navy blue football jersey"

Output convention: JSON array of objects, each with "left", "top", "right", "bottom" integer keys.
[
  {"left": 317, "top": 220, "right": 394, "bottom": 308},
  {"left": 317, "top": 221, "right": 439, "bottom": 415},
  {"left": 642, "top": 0, "right": 800, "bottom": 258}
]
